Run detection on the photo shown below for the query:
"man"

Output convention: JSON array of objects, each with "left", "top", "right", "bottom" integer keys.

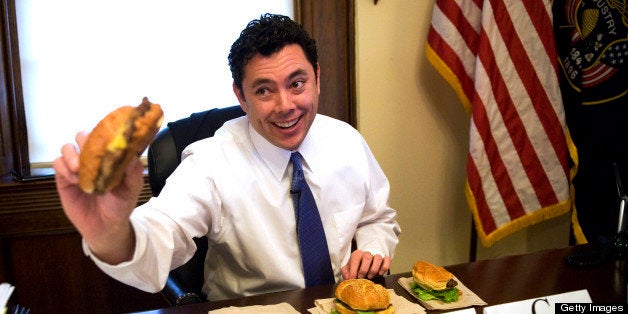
[{"left": 53, "top": 14, "right": 400, "bottom": 301}]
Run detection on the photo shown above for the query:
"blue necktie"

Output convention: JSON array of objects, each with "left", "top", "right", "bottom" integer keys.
[{"left": 290, "top": 152, "right": 335, "bottom": 287}]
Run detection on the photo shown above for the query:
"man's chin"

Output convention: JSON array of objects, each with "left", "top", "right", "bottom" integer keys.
[
  {"left": 274, "top": 136, "right": 305, "bottom": 151},
  {"left": 269, "top": 131, "right": 306, "bottom": 150},
  {"left": 277, "top": 142, "right": 302, "bottom": 151}
]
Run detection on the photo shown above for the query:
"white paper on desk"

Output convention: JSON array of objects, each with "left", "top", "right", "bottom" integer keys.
[
  {"left": 0, "top": 283, "right": 15, "bottom": 311},
  {"left": 208, "top": 302, "right": 300, "bottom": 313},
  {"left": 483, "top": 289, "right": 592, "bottom": 314},
  {"left": 445, "top": 309, "right": 477, "bottom": 314}
]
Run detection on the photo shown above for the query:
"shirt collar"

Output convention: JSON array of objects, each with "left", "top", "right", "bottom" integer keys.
[{"left": 247, "top": 116, "right": 318, "bottom": 181}]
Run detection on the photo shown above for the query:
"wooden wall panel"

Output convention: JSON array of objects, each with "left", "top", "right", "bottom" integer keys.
[
  {"left": 5, "top": 233, "right": 168, "bottom": 313},
  {"left": 0, "top": 177, "right": 167, "bottom": 313},
  {"left": 298, "top": 0, "right": 356, "bottom": 127},
  {"left": 0, "top": 31, "right": 11, "bottom": 176}
]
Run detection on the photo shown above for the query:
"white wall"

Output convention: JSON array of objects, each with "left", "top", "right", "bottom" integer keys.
[{"left": 354, "top": 0, "right": 572, "bottom": 273}]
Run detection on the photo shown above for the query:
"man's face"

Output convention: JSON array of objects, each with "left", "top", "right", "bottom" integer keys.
[{"left": 233, "top": 44, "right": 320, "bottom": 151}]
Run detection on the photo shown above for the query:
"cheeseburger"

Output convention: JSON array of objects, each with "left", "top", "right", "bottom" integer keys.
[
  {"left": 332, "top": 278, "right": 395, "bottom": 314},
  {"left": 411, "top": 261, "right": 460, "bottom": 303},
  {"left": 79, "top": 97, "right": 163, "bottom": 194}
]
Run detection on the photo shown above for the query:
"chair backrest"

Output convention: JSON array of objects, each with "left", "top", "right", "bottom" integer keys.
[
  {"left": 146, "top": 105, "right": 245, "bottom": 305},
  {"left": 147, "top": 105, "right": 246, "bottom": 196}
]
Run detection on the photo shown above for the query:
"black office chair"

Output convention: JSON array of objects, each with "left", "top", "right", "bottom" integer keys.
[{"left": 146, "top": 105, "right": 245, "bottom": 306}]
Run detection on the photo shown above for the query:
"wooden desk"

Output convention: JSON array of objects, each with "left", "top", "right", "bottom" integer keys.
[{"left": 135, "top": 247, "right": 626, "bottom": 314}]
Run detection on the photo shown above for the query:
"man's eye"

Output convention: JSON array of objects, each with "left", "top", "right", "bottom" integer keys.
[
  {"left": 291, "top": 81, "right": 305, "bottom": 89},
  {"left": 256, "top": 88, "right": 270, "bottom": 95}
]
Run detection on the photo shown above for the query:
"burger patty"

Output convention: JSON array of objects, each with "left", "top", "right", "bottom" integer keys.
[
  {"left": 446, "top": 279, "right": 458, "bottom": 288},
  {"left": 95, "top": 115, "right": 138, "bottom": 191}
]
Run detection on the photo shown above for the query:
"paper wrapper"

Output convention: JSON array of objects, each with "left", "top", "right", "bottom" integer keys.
[
  {"left": 308, "top": 289, "right": 426, "bottom": 314},
  {"left": 398, "top": 277, "right": 487, "bottom": 310},
  {"left": 209, "top": 302, "right": 300, "bottom": 313}
]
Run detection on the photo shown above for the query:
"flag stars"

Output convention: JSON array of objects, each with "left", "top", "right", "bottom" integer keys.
[{"left": 602, "top": 43, "right": 628, "bottom": 66}]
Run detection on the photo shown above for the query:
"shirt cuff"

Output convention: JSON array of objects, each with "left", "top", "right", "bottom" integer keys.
[{"left": 81, "top": 219, "right": 147, "bottom": 269}]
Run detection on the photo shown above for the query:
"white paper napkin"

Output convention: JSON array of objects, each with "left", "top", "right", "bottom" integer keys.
[
  {"left": 308, "top": 289, "right": 426, "bottom": 314},
  {"left": 0, "top": 283, "right": 15, "bottom": 313},
  {"left": 398, "top": 276, "right": 487, "bottom": 310},
  {"left": 208, "top": 302, "right": 300, "bottom": 313}
]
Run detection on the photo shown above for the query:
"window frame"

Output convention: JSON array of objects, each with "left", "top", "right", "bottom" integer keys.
[{"left": 0, "top": 0, "right": 356, "bottom": 180}]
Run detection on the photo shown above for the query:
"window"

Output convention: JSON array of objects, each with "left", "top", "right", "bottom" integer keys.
[
  {"left": 0, "top": 0, "right": 355, "bottom": 181},
  {"left": 16, "top": 0, "right": 293, "bottom": 167}
]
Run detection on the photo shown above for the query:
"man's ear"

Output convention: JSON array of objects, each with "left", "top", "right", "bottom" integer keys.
[
  {"left": 232, "top": 84, "right": 247, "bottom": 113},
  {"left": 316, "top": 63, "right": 321, "bottom": 95}
]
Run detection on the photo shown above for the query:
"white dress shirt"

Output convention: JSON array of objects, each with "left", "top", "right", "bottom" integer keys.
[{"left": 85, "top": 114, "right": 400, "bottom": 301}]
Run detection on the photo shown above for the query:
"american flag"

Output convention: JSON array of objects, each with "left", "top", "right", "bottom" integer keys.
[{"left": 426, "top": 0, "right": 575, "bottom": 246}]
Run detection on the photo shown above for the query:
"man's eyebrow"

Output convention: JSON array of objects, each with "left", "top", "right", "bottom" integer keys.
[
  {"left": 250, "top": 69, "right": 309, "bottom": 89},
  {"left": 251, "top": 78, "right": 273, "bottom": 89},
  {"left": 287, "top": 69, "right": 308, "bottom": 81}
]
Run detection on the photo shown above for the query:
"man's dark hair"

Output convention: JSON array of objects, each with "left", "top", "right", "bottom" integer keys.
[{"left": 228, "top": 13, "right": 318, "bottom": 92}]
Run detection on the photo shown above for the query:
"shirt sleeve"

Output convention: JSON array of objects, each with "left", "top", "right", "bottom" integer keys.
[
  {"left": 82, "top": 149, "right": 219, "bottom": 293},
  {"left": 82, "top": 218, "right": 168, "bottom": 293},
  {"left": 353, "top": 137, "right": 401, "bottom": 257}
]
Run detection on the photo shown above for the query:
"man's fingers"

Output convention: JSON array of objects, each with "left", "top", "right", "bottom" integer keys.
[
  {"left": 368, "top": 254, "right": 383, "bottom": 279},
  {"left": 342, "top": 250, "right": 363, "bottom": 279},
  {"left": 342, "top": 251, "right": 392, "bottom": 279},
  {"left": 357, "top": 252, "right": 373, "bottom": 279},
  {"left": 76, "top": 131, "right": 89, "bottom": 149},
  {"left": 55, "top": 143, "right": 81, "bottom": 184},
  {"left": 378, "top": 256, "right": 392, "bottom": 276},
  {"left": 341, "top": 264, "right": 350, "bottom": 279},
  {"left": 348, "top": 251, "right": 363, "bottom": 279}
]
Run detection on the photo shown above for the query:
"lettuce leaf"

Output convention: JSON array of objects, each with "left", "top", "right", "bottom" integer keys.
[
  {"left": 411, "top": 283, "right": 460, "bottom": 303},
  {"left": 330, "top": 299, "right": 376, "bottom": 313},
  {"left": 329, "top": 308, "right": 374, "bottom": 314}
]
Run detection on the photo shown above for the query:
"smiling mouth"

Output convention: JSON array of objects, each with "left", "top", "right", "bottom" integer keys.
[{"left": 274, "top": 117, "right": 299, "bottom": 129}]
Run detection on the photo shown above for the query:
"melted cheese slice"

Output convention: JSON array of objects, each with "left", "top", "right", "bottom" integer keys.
[{"left": 107, "top": 130, "right": 128, "bottom": 152}]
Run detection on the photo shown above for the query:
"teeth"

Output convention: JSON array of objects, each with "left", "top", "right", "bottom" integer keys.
[{"left": 276, "top": 118, "right": 298, "bottom": 128}]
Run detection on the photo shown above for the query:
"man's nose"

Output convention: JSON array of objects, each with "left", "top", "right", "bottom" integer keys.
[{"left": 276, "top": 90, "right": 295, "bottom": 112}]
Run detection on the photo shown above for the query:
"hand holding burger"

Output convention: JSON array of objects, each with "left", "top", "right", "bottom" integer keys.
[
  {"left": 331, "top": 278, "right": 395, "bottom": 314},
  {"left": 411, "top": 261, "right": 460, "bottom": 303},
  {"left": 52, "top": 97, "right": 163, "bottom": 264}
]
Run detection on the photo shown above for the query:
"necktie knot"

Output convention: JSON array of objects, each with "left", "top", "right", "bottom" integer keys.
[
  {"left": 290, "top": 152, "right": 304, "bottom": 192},
  {"left": 290, "top": 152, "right": 303, "bottom": 169}
]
